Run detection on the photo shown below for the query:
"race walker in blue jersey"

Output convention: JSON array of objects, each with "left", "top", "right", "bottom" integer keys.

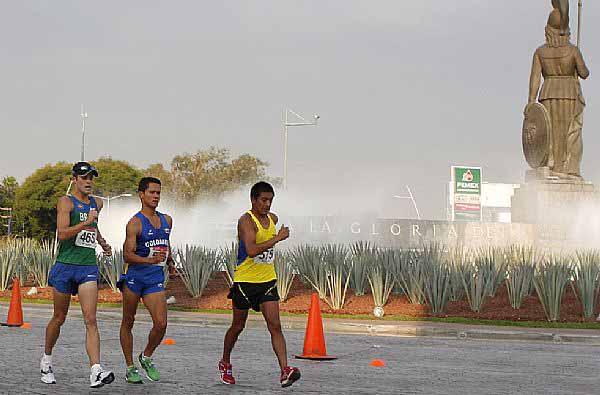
[{"left": 119, "top": 177, "right": 174, "bottom": 384}]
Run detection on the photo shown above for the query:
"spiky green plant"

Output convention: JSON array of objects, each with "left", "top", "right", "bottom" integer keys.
[
  {"left": 349, "top": 241, "right": 375, "bottom": 296},
  {"left": 322, "top": 244, "right": 352, "bottom": 310},
  {"left": 275, "top": 251, "right": 295, "bottom": 302},
  {"left": 422, "top": 244, "right": 451, "bottom": 315},
  {"left": 367, "top": 249, "right": 396, "bottom": 309},
  {"left": 395, "top": 249, "right": 427, "bottom": 304},
  {"left": 11, "top": 238, "right": 39, "bottom": 286},
  {"left": 0, "top": 248, "right": 17, "bottom": 291},
  {"left": 447, "top": 246, "right": 467, "bottom": 301},
  {"left": 534, "top": 254, "right": 572, "bottom": 322},
  {"left": 30, "top": 240, "right": 55, "bottom": 288},
  {"left": 98, "top": 249, "right": 125, "bottom": 292},
  {"left": 505, "top": 245, "right": 535, "bottom": 309},
  {"left": 573, "top": 250, "right": 600, "bottom": 319},
  {"left": 178, "top": 245, "right": 219, "bottom": 298},
  {"left": 475, "top": 246, "right": 508, "bottom": 297},
  {"left": 220, "top": 242, "right": 238, "bottom": 287},
  {"left": 460, "top": 251, "right": 495, "bottom": 313},
  {"left": 389, "top": 248, "right": 407, "bottom": 295},
  {"left": 291, "top": 245, "right": 328, "bottom": 299}
]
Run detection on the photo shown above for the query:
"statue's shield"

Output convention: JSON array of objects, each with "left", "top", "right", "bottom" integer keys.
[{"left": 522, "top": 103, "right": 551, "bottom": 168}]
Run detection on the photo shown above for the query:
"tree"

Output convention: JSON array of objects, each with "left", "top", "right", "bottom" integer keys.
[
  {"left": 0, "top": 176, "right": 18, "bottom": 208},
  {"left": 13, "top": 162, "right": 72, "bottom": 239},
  {"left": 14, "top": 159, "right": 142, "bottom": 239},
  {"left": 146, "top": 147, "right": 277, "bottom": 204},
  {"left": 92, "top": 157, "right": 143, "bottom": 197}
]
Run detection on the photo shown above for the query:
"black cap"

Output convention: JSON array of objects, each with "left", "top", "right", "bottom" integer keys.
[{"left": 72, "top": 162, "right": 99, "bottom": 177}]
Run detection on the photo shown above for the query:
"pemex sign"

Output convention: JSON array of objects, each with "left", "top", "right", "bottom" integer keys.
[{"left": 451, "top": 166, "right": 482, "bottom": 221}]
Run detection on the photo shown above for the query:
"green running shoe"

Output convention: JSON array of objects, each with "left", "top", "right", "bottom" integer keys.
[
  {"left": 139, "top": 353, "right": 160, "bottom": 382},
  {"left": 125, "top": 365, "right": 143, "bottom": 384}
]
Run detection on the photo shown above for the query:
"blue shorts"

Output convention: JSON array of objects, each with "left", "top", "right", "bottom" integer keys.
[
  {"left": 118, "top": 266, "right": 165, "bottom": 297},
  {"left": 48, "top": 262, "right": 99, "bottom": 296}
]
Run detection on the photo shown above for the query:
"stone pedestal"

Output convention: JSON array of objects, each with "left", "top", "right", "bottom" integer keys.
[{"left": 511, "top": 179, "right": 599, "bottom": 225}]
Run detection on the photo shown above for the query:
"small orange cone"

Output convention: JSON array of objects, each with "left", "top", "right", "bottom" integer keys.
[
  {"left": 162, "top": 338, "right": 176, "bottom": 345},
  {"left": 295, "top": 293, "right": 336, "bottom": 360},
  {"left": 1, "top": 278, "right": 24, "bottom": 327},
  {"left": 21, "top": 322, "right": 32, "bottom": 329},
  {"left": 370, "top": 359, "right": 386, "bottom": 367}
]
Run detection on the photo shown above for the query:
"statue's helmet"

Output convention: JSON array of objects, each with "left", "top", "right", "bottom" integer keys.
[{"left": 547, "top": 9, "right": 561, "bottom": 30}]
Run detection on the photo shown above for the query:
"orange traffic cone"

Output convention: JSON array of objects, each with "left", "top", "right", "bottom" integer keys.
[
  {"left": 295, "top": 293, "right": 336, "bottom": 360},
  {"left": 2, "top": 278, "right": 24, "bottom": 327}
]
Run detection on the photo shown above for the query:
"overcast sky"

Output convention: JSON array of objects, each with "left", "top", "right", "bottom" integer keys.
[{"left": 1, "top": 1, "right": 598, "bottom": 219}]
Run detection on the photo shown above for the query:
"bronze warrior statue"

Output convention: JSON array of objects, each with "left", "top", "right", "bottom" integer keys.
[{"left": 525, "top": 1, "right": 589, "bottom": 180}]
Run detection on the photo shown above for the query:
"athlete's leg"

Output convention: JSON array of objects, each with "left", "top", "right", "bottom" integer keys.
[
  {"left": 120, "top": 285, "right": 141, "bottom": 366},
  {"left": 261, "top": 301, "right": 288, "bottom": 370},
  {"left": 78, "top": 281, "right": 100, "bottom": 366},
  {"left": 141, "top": 291, "right": 167, "bottom": 357},
  {"left": 222, "top": 308, "right": 249, "bottom": 364},
  {"left": 44, "top": 288, "right": 71, "bottom": 355}
]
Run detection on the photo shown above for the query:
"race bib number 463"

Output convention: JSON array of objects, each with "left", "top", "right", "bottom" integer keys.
[
  {"left": 75, "top": 228, "right": 97, "bottom": 249},
  {"left": 255, "top": 248, "right": 274, "bottom": 264}
]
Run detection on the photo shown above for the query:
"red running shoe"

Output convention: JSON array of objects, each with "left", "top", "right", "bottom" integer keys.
[
  {"left": 280, "top": 366, "right": 301, "bottom": 388},
  {"left": 219, "top": 361, "right": 235, "bottom": 385}
]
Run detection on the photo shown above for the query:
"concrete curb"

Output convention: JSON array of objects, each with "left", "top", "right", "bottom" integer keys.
[{"left": 3, "top": 302, "right": 600, "bottom": 345}]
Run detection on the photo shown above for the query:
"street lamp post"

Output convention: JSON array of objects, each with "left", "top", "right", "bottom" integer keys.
[
  {"left": 92, "top": 193, "right": 133, "bottom": 217},
  {"left": 283, "top": 108, "right": 319, "bottom": 190},
  {"left": 81, "top": 105, "right": 88, "bottom": 161}
]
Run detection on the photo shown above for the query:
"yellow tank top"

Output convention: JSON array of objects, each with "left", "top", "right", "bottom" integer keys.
[{"left": 234, "top": 211, "right": 277, "bottom": 283}]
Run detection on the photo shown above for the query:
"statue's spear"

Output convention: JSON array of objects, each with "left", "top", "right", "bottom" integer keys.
[{"left": 577, "top": 0, "right": 582, "bottom": 47}]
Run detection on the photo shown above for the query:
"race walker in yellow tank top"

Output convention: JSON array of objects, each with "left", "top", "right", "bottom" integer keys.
[{"left": 234, "top": 210, "right": 277, "bottom": 283}]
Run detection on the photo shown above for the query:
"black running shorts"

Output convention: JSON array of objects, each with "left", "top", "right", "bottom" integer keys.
[{"left": 228, "top": 280, "right": 280, "bottom": 312}]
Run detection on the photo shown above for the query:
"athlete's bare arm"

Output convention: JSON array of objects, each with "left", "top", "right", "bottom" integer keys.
[
  {"left": 56, "top": 196, "right": 97, "bottom": 241},
  {"left": 123, "top": 217, "right": 165, "bottom": 265},
  {"left": 238, "top": 213, "right": 289, "bottom": 258}
]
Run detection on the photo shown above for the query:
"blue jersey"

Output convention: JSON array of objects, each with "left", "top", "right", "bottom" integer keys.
[{"left": 128, "top": 211, "right": 171, "bottom": 274}]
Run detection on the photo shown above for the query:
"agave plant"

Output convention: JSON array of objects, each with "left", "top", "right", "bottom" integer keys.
[
  {"left": 447, "top": 246, "right": 467, "bottom": 302},
  {"left": 12, "top": 238, "right": 39, "bottom": 286},
  {"left": 0, "top": 248, "right": 17, "bottom": 291},
  {"left": 274, "top": 251, "right": 295, "bottom": 302},
  {"left": 534, "top": 254, "right": 573, "bottom": 322},
  {"left": 220, "top": 243, "right": 238, "bottom": 287},
  {"left": 30, "top": 240, "right": 56, "bottom": 288},
  {"left": 291, "top": 245, "right": 328, "bottom": 299},
  {"left": 367, "top": 249, "right": 396, "bottom": 313},
  {"left": 394, "top": 249, "right": 427, "bottom": 305},
  {"left": 99, "top": 249, "right": 125, "bottom": 292},
  {"left": 421, "top": 244, "right": 451, "bottom": 315},
  {"left": 460, "top": 251, "right": 495, "bottom": 313},
  {"left": 476, "top": 247, "right": 508, "bottom": 298},
  {"left": 572, "top": 250, "right": 600, "bottom": 319},
  {"left": 178, "top": 245, "right": 219, "bottom": 298},
  {"left": 505, "top": 245, "right": 535, "bottom": 309},
  {"left": 349, "top": 241, "right": 376, "bottom": 296},
  {"left": 322, "top": 244, "right": 352, "bottom": 310}
]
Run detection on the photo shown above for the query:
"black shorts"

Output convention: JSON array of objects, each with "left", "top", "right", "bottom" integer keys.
[{"left": 227, "top": 280, "right": 279, "bottom": 312}]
